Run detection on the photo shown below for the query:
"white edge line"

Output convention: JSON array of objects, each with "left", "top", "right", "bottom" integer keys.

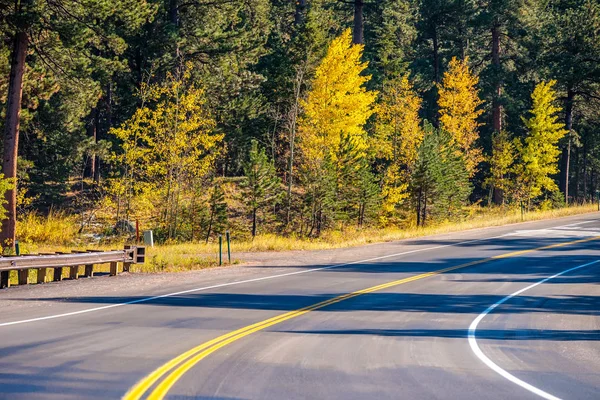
[
  {"left": 0, "top": 234, "right": 510, "bottom": 328},
  {"left": 0, "top": 219, "right": 594, "bottom": 328},
  {"left": 468, "top": 259, "right": 600, "bottom": 400}
]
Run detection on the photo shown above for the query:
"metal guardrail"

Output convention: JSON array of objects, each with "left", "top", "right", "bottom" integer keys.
[{"left": 0, "top": 246, "right": 145, "bottom": 289}]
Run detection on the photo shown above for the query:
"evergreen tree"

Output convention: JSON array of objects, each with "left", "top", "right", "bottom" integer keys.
[
  {"left": 203, "top": 182, "right": 228, "bottom": 243},
  {"left": 485, "top": 130, "right": 515, "bottom": 205},
  {"left": 0, "top": 0, "right": 155, "bottom": 247},
  {"left": 533, "top": 0, "right": 600, "bottom": 202},
  {"left": 412, "top": 123, "right": 471, "bottom": 226},
  {"left": 241, "top": 140, "right": 282, "bottom": 237},
  {"left": 335, "top": 134, "right": 380, "bottom": 227}
]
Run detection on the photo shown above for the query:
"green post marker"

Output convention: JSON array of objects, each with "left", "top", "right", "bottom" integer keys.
[
  {"left": 218, "top": 235, "right": 223, "bottom": 266},
  {"left": 520, "top": 201, "right": 524, "bottom": 222},
  {"left": 226, "top": 230, "right": 231, "bottom": 264},
  {"left": 15, "top": 240, "right": 20, "bottom": 256}
]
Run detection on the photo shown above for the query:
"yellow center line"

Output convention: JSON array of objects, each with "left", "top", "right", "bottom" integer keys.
[{"left": 123, "top": 235, "right": 600, "bottom": 400}]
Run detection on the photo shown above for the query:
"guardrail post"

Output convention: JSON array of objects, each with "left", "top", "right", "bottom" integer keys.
[
  {"left": 123, "top": 245, "right": 132, "bottom": 272},
  {"left": 84, "top": 264, "right": 94, "bottom": 278},
  {"left": 69, "top": 266, "right": 79, "bottom": 280},
  {"left": 0, "top": 271, "right": 9, "bottom": 288},
  {"left": 37, "top": 268, "right": 47, "bottom": 284},
  {"left": 18, "top": 269, "right": 28, "bottom": 285},
  {"left": 110, "top": 262, "right": 118, "bottom": 276},
  {"left": 53, "top": 267, "right": 63, "bottom": 281}
]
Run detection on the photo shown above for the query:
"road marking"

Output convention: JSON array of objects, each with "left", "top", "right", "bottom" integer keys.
[
  {"left": 1, "top": 218, "right": 594, "bottom": 329},
  {"left": 0, "top": 234, "right": 513, "bottom": 328},
  {"left": 468, "top": 259, "right": 600, "bottom": 400},
  {"left": 124, "top": 235, "right": 600, "bottom": 400}
]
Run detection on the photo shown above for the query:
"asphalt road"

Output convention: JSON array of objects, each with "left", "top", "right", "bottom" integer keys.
[{"left": 1, "top": 214, "right": 600, "bottom": 400}]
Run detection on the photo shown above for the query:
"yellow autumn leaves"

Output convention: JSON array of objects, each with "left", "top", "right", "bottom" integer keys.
[
  {"left": 108, "top": 63, "right": 223, "bottom": 237},
  {"left": 438, "top": 57, "right": 485, "bottom": 177},
  {"left": 297, "top": 31, "right": 487, "bottom": 224},
  {"left": 298, "top": 29, "right": 377, "bottom": 166},
  {"left": 107, "top": 29, "right": 567, "bottom": 234}
]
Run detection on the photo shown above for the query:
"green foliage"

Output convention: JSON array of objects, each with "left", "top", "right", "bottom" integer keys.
[
  {"left": 241, "top": 140, "right": 282, "bottom": 237},
  {"left": 202, "top": 182, "right": 228, "bottom": 243},
  {"left": 2, "top": 0, "right": 600, "bottom": 243},
  {"left": 0, "top": 174, "right": 14, "bottom": 226},
  {"left": 335, "top": 134, "right": 380, "bottom": 227},
  {"left": 412, "top": 123, "right": 471, "bottom": 226},
  {"left": 485, "top": 131, "right": 515, "bottom": 203}
]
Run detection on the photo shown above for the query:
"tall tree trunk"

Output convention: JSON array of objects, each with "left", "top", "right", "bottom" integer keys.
[
  {"left": 294, "top": 0, "right": 307, "bottom": 26},
  {"left": 583, "top": 141, "right": 588, "bottom": 202},
  {"left": 491, "top": 24, "right": 504, "bottom": 205},
  {"left": 491, "top": 24, "right": 502, "bottom": 133},
  {"left": 353, "top": 0, "right": 364, "bottom": 45},
  {"left": 416, "top": 188, "right": 422, "bottom": 227},
  {"left": 85, "top": 107, "right": 100, "bottom": 181},
  {"left": 287, "top": 67, "right": 304, "bottom": 225},
  {"left": 252, "top": 208, "right": 257, "bottom": 237},
  {"left": 1, "top": 27, "right": 29, "bottom": 249},
  {"left": 432, "top": 26, "right": 440, "bottom": 84},
  {"left": 560, "top": 89, "right": 574, "bottom": 204},
  {"left": 574, "top": 146, "right": 580, "bottom": 203}
]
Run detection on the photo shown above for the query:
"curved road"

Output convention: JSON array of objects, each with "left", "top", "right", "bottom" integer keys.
[{"left": 1, "top": 214, "right": 600, "bottom": 399}]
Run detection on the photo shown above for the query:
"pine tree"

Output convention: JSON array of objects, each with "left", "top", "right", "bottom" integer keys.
[
  {"left": 513, "top": 80, "right": 568, "bottom": 206},
  {"left": 241, "top": 140, "right": 282, "bottom": 237},
  {"left": 203, "top": 182, "right": 228, "bottom": 243},
  {"left": 412, "top": 123, "right": 471, "bottom": 226},
  {"left": 438, "top": 57, "right": 485, "bottom": 177},
  {"left": 335, "top": 134, "right": 380, "bottom": 227},
  {"left": 485, "top": 130, "right": 515, "bottom": 205},
  {"left": 0, "top": 0, "right": 156, "bottom": 247}
]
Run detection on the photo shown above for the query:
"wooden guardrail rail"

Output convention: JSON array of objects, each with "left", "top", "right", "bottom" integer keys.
[{"left": 0, "top": 246, "right": 145, "bottom": 289}]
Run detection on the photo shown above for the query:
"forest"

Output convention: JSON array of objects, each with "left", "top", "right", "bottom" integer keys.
[{"left": 1, "top": 0, "right": 600, "bottom": 247}]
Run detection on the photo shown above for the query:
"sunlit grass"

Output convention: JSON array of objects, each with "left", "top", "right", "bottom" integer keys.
[
  {"left": 8, "top": 203, "right": 598, "bottom": 285},
  {"left": 17, "top": 211, "right": 80, "bottom": 246}
]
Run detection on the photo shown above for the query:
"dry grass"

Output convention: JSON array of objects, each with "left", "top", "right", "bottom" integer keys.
[
  {"left": 17, "top": 211, "right": 81, "bottom": 246},
  {"left": 8, "top": 203, "right": 598, "bottom": 284}
]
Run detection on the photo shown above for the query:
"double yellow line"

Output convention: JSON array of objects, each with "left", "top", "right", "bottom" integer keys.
[{"left": 124, "top": 235, "right": 600, "bottom": 400}]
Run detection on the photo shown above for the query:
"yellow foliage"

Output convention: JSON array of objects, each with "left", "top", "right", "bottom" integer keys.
[
  {"left": 485, "top": 130, "right": 515, "bottom": 197},
  {"left": 108, "top": 63, "right": 223, "bottom": 233},
  {"left": 17, "top": 211, "right": 79, "bottom": 246},
  {"left": 438, "top": 57, "right": 484, "bottom": 176},
  {"left": 513, "top": 80, "right": 568, "bottom": 202},
  {"left": 298, "top": 29, "right": 377, "bottom": 167},
  {"left": 375, "top": 75, "right": 423, "bottom": 221},
  {"left": 376, "top": 74, "right": 423, "bottom": 166}
]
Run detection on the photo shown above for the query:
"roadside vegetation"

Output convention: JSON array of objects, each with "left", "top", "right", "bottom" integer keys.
[
  {"left": 10, "top": 203, "right": 597, "bottom": 283},
  {"left": 2, "top": 1, "right": 600, "bottom": 283}
]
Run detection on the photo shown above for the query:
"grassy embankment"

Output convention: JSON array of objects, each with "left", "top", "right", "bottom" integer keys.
[{"left": 8, "top": 203, "right": 598, "bottom": 285}]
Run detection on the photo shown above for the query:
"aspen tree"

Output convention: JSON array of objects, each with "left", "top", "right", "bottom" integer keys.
[
  {"left": 298, "top": 29, "right": 377, "bottom": 234},
  {"left": 438, "top": 57, "right": 484, "bottom": 177},
  {"left": 375, "top": 75, "right": 423, "bottom": 223}
]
